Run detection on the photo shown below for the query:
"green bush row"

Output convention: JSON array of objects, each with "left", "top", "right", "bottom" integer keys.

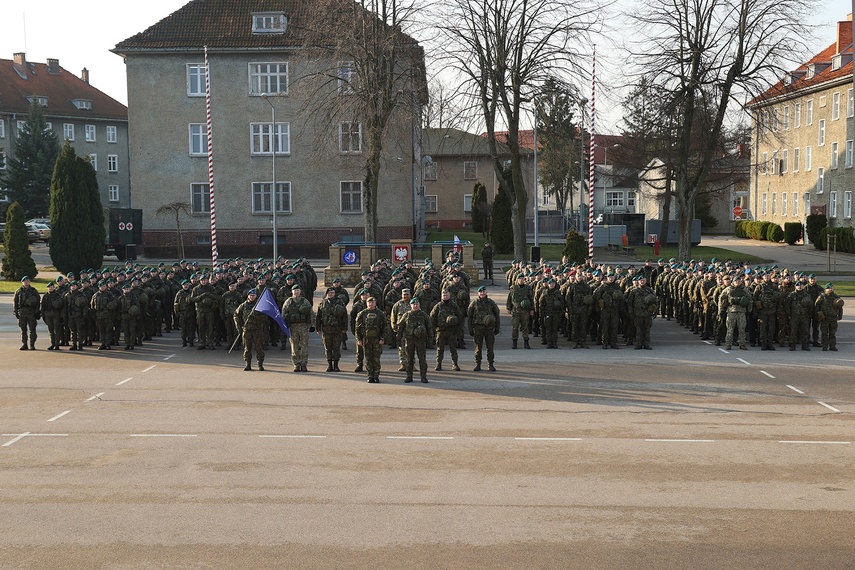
[
  {"left": 817, "top": 226, "right": 855, "bottom": 253},
  {"left": 734, "top": 220, "right": 784, "bottom": 242}
]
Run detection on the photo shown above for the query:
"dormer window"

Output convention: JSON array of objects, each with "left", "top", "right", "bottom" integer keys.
[
  {"left": 73, "top": 99, "right": 93, "bottom": 110},
  {"left": 806, "top": 64, "right": 816, "bottom": 79},
  {"left": 252, "top": 12, "right": 287, "bottom": 34},
  {"left": 26, "top": 95, "right": 48, "bottom": 107},
  {"left": 832, "top": 55, "right": 842, "bottom": 70}
]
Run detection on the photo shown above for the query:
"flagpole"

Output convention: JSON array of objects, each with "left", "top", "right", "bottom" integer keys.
[
  {"left": 588, "top": 46, "right": 597, "bottom": 259},
  {"left": 205, "top": 45, "right": 220, "bottom": 266}
]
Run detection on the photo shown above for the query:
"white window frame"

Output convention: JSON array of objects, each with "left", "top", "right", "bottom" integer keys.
[
  {"left": 606, "top": 191, "right": 625, "bottom": 208},
  {"left": 760, "top": 151, "right": 768, "bottom": 175},
  {"left": 792, "top": 148, "right": 800, "bottom": 172},
  {"left": 806, "top": 99, "right": 814, "bottom": 125},
  {"left": 772, "top": 109, "right": 780, "bottom": 132},
  {"left": 818, "top": 119, "right": 826, "bottom": 146},
  {"left": 189, "top": 124, "right": 207, "bottom": 156},
  {"left": 832, "top": 92, "right": 841, "bottom": 120},
  {"left": 849, "top": 89, "right": 854, "bottom": 118},
  {"left": 108, "top": 185, "right": 120, "bottom": 202},
  {"left": 252, "top": 12, "right": 287, "bottom": 34},
  {"left": 191, "top": 183, "right": 211, "bottom": 214},
  {"left": 761, "top": 192, "right": 767, "bottom": 215},
  {"left": 249, "top": 62, "right": 288, "bottom": 96},
  {"left": 187, "top": 63, "right": 205, "bottom": 97},
  {"left": 831, "top": 142, "right": 839, "bottom": 169},
  {"left": 425, "top": 195, "right": 438, "bottom": 213},
  {"left": 817, "top": 167, "right": 824, "bottom": 194},
  {"left": 251, "top": 122, "right": 290, "bottom": 155},
  {"left": 771, "top": 192, "right": 777, "bottom": 215},
  {"left": 85, "top": 124, "right": 96, "bottom": 142},
  {"left": 792, "top": 192, "right": 798, "bottom": 217},
  {"left": 338, "top": 61, "right": 356, "bottom": 94},
  {"left": 780, "top": 149, "right": 788, "bottom": 173},
  {"left": 17, "top": 120, "right": 26, "bottom": 133},
  {"left": 463, "top": 161, "right": 477, "bottom": 180},
  {"left": 464, "top": 194, "right": 472, "bottom": 213},
  {"left": 252, "top": 181, "right": 292, "bottom": 214},
  {"left": 805, "top": 146, "right": 812, "bottom": 171},
  {"left": 338, "top": 122, "right": 362, "bottom": 154},
  {"left": 423, "top": 162, "right": 437, "bottom": 180},
  {"left": 63, "top": 123, "right": 75, "bottom": 141},
  {"left": 107, "top": 154, "right": 118, "bottom": 173},
  {"left": 830, "top": 191, "right": 838, "bottom": 218},
  {"left": 340, "top": 181, "right": 363, "bottom": 213},
  {"left": 781, "top": 192, "right": 788, "bottom": 216},
  {"left": 782, "top": 106, "right": 790, "bottom": 130},
  {"left": 847, "top": 140, "right": 854, "bottom": 168},
  {"left": 88, "top": 154, "right": 97, "bottom": 171},
  {"left": 106, "top": 126, "right": 117, "bottom": 144},
  {"left": 0, "top": 119, "right": 5, "bottom": 138},
  {"left": 794, "top": 102, "right": 801, "bottom": 128},
  {"left": 845, "top": 191, "right": 853, "bottom": 219}
]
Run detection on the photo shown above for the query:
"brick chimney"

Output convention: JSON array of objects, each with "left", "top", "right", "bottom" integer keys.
[
  {"left": 47, "top": 58, "right": 59, "bottom": 74},
  {"left": 81, "top": 67, "right": 89, "bottom": 84},
  {"left": 838, "top": 15, "right": 853, "bottom": 55},
  {"left": 13, "top": 52, "right": 26, "bottom": 65}
]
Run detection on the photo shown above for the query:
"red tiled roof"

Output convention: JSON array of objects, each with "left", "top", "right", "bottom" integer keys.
[
  {"left": 0, "top": 57, "right": 127, "bottom": 120},
  {"left": 747, "top": 19, "right": 853, "bottom": 107},
  {"left": 114, "top": 0, "right": 420, "bottom": 52}
]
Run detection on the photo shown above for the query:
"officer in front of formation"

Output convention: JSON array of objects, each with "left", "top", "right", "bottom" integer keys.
[
  {"left": 401, "top": 297, "right": 431, "bottom": 383},
  {"left": 354, "top": 296, "right": 387, "bottom": 383},
  {"left": 467, "top": 286, "right": 500, "bottom": 371},
  {"left": 13, "top": 276, "right": 41, "bottom": 350}
]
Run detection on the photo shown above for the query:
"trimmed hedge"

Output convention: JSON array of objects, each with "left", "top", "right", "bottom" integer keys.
[
  {"left": 805, "top": 214, "right": 827, "bottom": 250},
  {"left": 734, "top": 220, "right": 784, "bottom": 242},
  {"left": 783, "top": 222, "right": 803, "bottom": 245},
  {"left": 818, "top": 226, "right": 855, "bottom": 253}
]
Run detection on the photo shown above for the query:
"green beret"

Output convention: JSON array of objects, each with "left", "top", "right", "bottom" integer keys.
[
  {"left": 477, "top": 285, "right": 487, "bottom": 292},
  {"left": 825, "top": 282, "right": 834, "bottom": 289}
]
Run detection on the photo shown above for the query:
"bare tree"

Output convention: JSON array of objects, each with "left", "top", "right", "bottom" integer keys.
[
  {"left": 628, "top": 0, "right": 815, "bottom": 259},
  {"left": 155, "top": 202, "right": 191, "bottom": 260},
  {"left": 436, "top": 0, "right": 600, "bottom": 261},
  {"left": 299, "top": 0, "right": 428, "bottom": 244}
]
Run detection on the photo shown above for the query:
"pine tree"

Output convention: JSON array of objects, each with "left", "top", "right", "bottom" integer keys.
[
  {"left": 490, "top": 178, "right": 514, "bottom": 255},
  {"left": 49, "top": 143, "right": 106, "bottom": 274},
  {"left": 1, "top": 102, "right": 60, "bottom": 217},
  {"left": 2, "top": 201, "right": 38, "bottom": 281}
]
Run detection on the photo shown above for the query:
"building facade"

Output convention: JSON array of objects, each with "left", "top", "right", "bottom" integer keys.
[
  {"left": 0, "top": 54, "right": 130, "bottom": 213},
  {"left": 114, "top": 0, "right": 424, "bottom": 258},
  {"left": 747, "top": 16, "right": 855, "bottom": 230}
]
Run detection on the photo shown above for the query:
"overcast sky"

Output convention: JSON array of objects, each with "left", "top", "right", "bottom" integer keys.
[{"left": 1, "top": 0, "right": 851, "bottom": 133}]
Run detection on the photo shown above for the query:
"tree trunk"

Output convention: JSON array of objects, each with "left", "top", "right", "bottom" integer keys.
[
  {"left": 511, "top": 161, "right": 528, "bottom": 261},
  {"left": 364, "top": 132, "right": 382, "bottom": 244}
]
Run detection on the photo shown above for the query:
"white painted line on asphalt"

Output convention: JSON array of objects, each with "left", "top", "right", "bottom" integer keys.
[
  {"left": 760, "top": 371, "right": 775, "bottom": 379},
  {"left": 116, "top": 377, "right": 133, "bottom": 386},
  {"left": 645, "top": 439, "right": 715, "bottom": 443},
  {"left": 129, "top": 434, "right": 198, "bottom": 438},
  {"left": 718, "top": 348, "right": 729, "bottom": 354},
  {"left": 86, "top": 392, "right": 105, "bottom": 402},
  {"left": 387, "top": 436, "right": 454, "bottom": 440},
  {"left": 142, "top": 365, "right": 156, "bottom": 372},
  {"left": 164, "top": 354, "right": 176, "bottom": 361},
  {"left": 737, "top": 358, "right": 751, "bottom": 365},
  {"left": 47, "top": 411, "right": 71, "bottom": 422},
  {"left": 779, "top": 441, "right": 850, "bottom": 445},
  {"left": 787, "top": 385, "right": 805, "bottom": 394},
  {"left": 817, "top": 401, "right": 842, "bottom": 413},
  {"left": 259, "top": 435, "right": 327, "bottom": 439},
  {"left": 515, "top": 437, "right": 582, "bottom": 441},
  {"left": 703, "top": 341, "right": 713, "bottom": 345},
  {"left": 2, "top": 433, "right": 31, "bottom": 447}
]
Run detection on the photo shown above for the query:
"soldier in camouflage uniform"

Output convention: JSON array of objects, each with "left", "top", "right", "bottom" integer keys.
[
  {"left": 626, "top": 275, "right": 657, "bottom": 350},
  {"left": 390, "top": 289, "right": 413, "bottom": 371},
  {"left": 815, "top": 283, "right": 843, "bottom": 351},
  {"left": 401, "top": 298, "right": 431, "bottom": 383},
  {"left": 316, "top": 287, "right": 347, "bottom": 372},
  {"left": 506, "top": 273, "right": 533, "bottom": 349},
  {"left": 720, "top": 274, "right": 751, "bottom": 350},
  {"left": 41, "top": 281, "right": 65, "bottom": 350},
  {"left": 13, "top": 276, "right": 41, "bottom": 350},
  {"left": 191, "top": 274, "right": 219, "bottom": 350},
  {"left": 220, "top": 281, "right": 244, "bottom": 349},
  {"left": 350, "top": 289, "right": 370, "bottom": 372},
  {"left": 118, "top": 283, "right": 140, "bottom": 350},
  {"left": 467, "top": 286, "right": 500, "bottom": 370},
  {"left": 784, "top": 280, "right": 813, "bottom": 351},
  {"left": 430, "top": 288, "right": 464, "bottom": 371},
  {"left": 234, "top": 289, "right": 267, "bottom": 371},
  {"left": 174, "top": 280, "right": 196, "bottom": 347},
  {"left": 594, "top": 272, "right": 623, "bottom": 349},
  {"left": 355, "top": 296, "right": 387, "bottom": 383},
  {"left": 66, "top": 281, "right": 89, "bottom": 351},
  {"left": 283, "top": 285, "right": 313, "bottom": 372},
  {"left": 91, "top": 280, "right": 116, "bottom": 350},
  {"left": 753, "top": 273, "right": 780, "bottom": 351},
  {"left": 538, "top": 278, "right": 564, "bottom": 349}
]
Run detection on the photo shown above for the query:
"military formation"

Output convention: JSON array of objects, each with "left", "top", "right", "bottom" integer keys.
[
  {"left": 11, "top": 254, "right": 846, "bottom": 381},
  {"left": 502, "top": 256, "right": 845, "bottom": 353}
]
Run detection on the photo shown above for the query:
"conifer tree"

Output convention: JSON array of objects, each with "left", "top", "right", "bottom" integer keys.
[
  {"left": 2, "top": 201, "right": 38, "bottom": 281},
  {"left": 471, "top": 182, "right": 489, "bottom": 235},
  {"left": 49, "top": 143, "right": 106, "bottom": 274},
  {"left": 490, "top": 176, "right": 514, "bottom": 255}
]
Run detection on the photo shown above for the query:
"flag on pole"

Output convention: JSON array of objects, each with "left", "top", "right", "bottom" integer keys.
[{"left": 253, "top": 288, "right": 290, "bottom": 337}]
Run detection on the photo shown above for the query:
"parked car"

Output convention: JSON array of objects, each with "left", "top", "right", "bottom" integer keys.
[
  {"left": 24, "top": 223, "right": 41, "bottom": 244},
  {"left": 0, "top": 223, "right": 4, "bottom": 241},
  {"left": 30, "top": 223, "right": 51, "bottom": 243},
  {"left": 27, "top": 218, "right": 50, "bottom": 227}
]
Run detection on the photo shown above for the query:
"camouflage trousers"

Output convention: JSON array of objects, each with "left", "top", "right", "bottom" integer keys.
[
  {"left": 242, "top": 326, "right": 265, "bottom": 363},
  {"left": 289, "top": 324, "right": 309, "bottom": 366},
  {"left": 363, "top": 338, "right": 383, "bottom": 377},
  {"left": 725, "top": 311, "right": 747, "bottom": 347},
  {"left": 435, "top": 329, "right": 458, "bottom": 365},
  {"left": 472, "top": 328, "right": 495, "bottom": 365},
  {"left": 511, "top": 310, "right": 530, "bottom": 340}
]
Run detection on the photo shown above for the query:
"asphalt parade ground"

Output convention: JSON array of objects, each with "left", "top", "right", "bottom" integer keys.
[{"left": 1, "top": 283, "right": 854, "bottom": 569}]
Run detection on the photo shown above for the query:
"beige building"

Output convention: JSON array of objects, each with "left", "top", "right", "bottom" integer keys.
[
  {"left": 113, "top": 0, "right": 424, "bottom": 258},
  {"left": 747, "top": 16, "right": 855, "bottom": 230}
]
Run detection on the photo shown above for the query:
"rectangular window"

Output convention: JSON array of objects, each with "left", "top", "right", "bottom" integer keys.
[
  {"left": 771, "top": 193, "right": 777, "bottom": 215},
  {"left": 782, "top": 106, "right": 790, "bottom": 130},
  {"left": 464, "top": 194, "right": 472, "bottom": 213},
  {"left": 830, "top": 191, "right": 838, "bottom": 218},
  {"left": 423, "top": 162, "right": 437, "bottom": 180},
  {"left": 817, "top": 167, "right": 824, "bottom": 194},
  {"left": 338, "top": 122, "right": 362, "bottom": 153},
  {"left": 794, "top": 102, "right": 801, "bottom": 128},
  {"left": 463, "top": 161, "right": 477, "bottom": 180},
  {"left": 792, "top": 193, "right": 798, "bottom": 217},
  {"left": 189, "top": 124, "right": 207, "bottom": 155},
  {"left": 252, "top": 182, "right": 291, "bottom": 214},
  {"left": 251, "top": 122, "right": 290, "bottom": 155},
  {"left": 805, "top": 146, "right": 812, "bottom": 170},
  {"left": 780, "top": 149, "right": 788, "bottom": 173},
  {"left": 845, "top": 191, "right": 853, "bottom": 219},
  {"left": 108, "top": 185, "right": 119, "bottom": 202},
  {"left": 88, "top": 154, "right": 97, "bottom": 171},
  {"left": 17, "top": 120, "right": 26, "bottom": 132},
  {"left": 187, "top": 64, "right": 205, "bottom": 96},
  {"left": 85, "top": 124, "right": 96, "bottom": 142},
  {"left": 63, "top": 123, "right": 75, "bottom": 141},
  {"left": 252, "top": 12, "right": 287, "bottom": 34},
  {"left": 831, "top": 142, "right": 839, "bottom": 169},
  {"left": 340, "top": 181, "right": 363, "bottom": 213},
  {"left": 106, "top": 126, "right": 117, "bottom": 143},
  {"left": 770, "top": 151, "right": 777, "bottom": 175},
  {"left": 606, "top": 191, "right": 625, "bottom": 207},
  {"left": 782, "top": 192, "right": 788, "bottom": 216},
  {"left": 425, "top": 195, "right": 438, "bottom": 213},
  {"left": 338, "top": 61, "right": 356, "bottom": 94},
  {"left": 849, "top": 89, "right": 854, "bottom": 118},
  {"left": 818, "top": 120, "right": 825, "bottom": 146},
  {"left": 191, "top": 183, "right": 210, "bottom": 214},
  {"left": 107, "top": 154, "right": 118, "bottom": 172},
  {"left": 847, "top": 140, "right": 854, "bottom": 168},
  {"left": 772, "top": 109, "right": 779, "bottom": 132},
  {"left": 819, "top": 95, "right": 827, "bottom": 107},
  {"left": 760, "top": 151, "right": 768, "bottom": 175},
  {"left": 761, "top": 193, "right": 767, "bottom": 215},
  {"left": 832, "top": 92, "right": 841, "bottom": 120},
  {"left": 792, "top": 148, "right": 800, "bottom": 172},
  {"left": 806, "top": 100, "right": 814, "bottom": 125},
  {"left": 249, "top": 62, "right": 288, "bottom": 95},
  {"left": 0, "top": 119, "right": 5, "bottom": 138}
]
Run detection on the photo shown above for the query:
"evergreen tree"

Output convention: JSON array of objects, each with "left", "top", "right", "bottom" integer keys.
[
  {"left": 490, "top": 173, "right": 514, "bottom": 255},
  {"left": 562, "top": 228, "right": 587, "bottom": 264},
  {"left": 1, "top": 102, "right": 60, "bottom": 217},
  {"left": 2, "top": 201, "right": 38, "bottom": 281},
  {"left": 471, "top": 182, "right": 489, "bottom": 235},
  {"left": 49, "top": 143, "right": 106, "bottom": 274}
]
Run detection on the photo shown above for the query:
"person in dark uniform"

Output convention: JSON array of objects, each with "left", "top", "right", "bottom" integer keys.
[
  {"left": 481, "top": 242, "right": 495, "bottom": 285},
  {"left": 401, "top": 298, "right": 432, "bottom": 383},
  {"left": 41, "top": 281, "right": 65, "bottom": 350},
  {"left": 14, "top": 276, "right": 41, "bottom": 350},
  {"left": 234, "top": 289, "right": 267, "bottom": 371},
  {"left": 355, "top": 296, "right": 387, "bottom": 383}
]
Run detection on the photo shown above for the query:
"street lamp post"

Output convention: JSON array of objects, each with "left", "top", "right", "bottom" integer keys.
[
  {"left": 578, "top": 97, "right": 588, "bottom": 231},
  {"left": 261, "top": 93, "right": 278, "bottom": 262}
]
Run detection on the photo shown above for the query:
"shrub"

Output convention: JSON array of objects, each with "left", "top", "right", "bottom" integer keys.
[
  {"left": 805, "top": 214, "right": 827, "bottom": 250},
  {"left": 819, "top": 227, "right": 855, "bottom": 254},
  {"left": 562, "top": 228, "right": 587, "bottom": 264},
  {"left": 766, "top": 223, "right": 784, "bottom": 243},
  {"left": 1, "top": 201, "right": 38, "bottom": 281},
  {"left": 783, "top": 223, "right": 802, "bottom": 245}
]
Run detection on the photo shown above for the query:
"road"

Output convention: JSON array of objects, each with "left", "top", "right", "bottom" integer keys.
[{"left": 1, "top": 296, "right": 853, "bottom": 569}]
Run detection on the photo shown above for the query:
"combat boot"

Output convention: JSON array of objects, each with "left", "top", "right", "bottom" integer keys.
[
  {"left": 405, "top": 376, "right": 413, "bottom": 383},
  {"left": 451, "top": 362, "right": 460, "bottom": 371},
  {"left": 342, "top": 340, "right": 348, "bottom": 351},
  {"left": 435, "top": 363, "right": 442, "bottom": 371},
  {"left": 523, "top": 339, "right": 531, "bottom": 349},
  {"left": 326, "top": 360, "right": 334, "bottom": 372},
  {"left": 512, "top": 339, "right": 518, "bottom": 349},
  {"left": 258, "top": 361, "right": 265, "bottom": 371},
  {"left": 355, "top": 363, "right": 364, "bottom": 372},
  {"left": 244, "top": 361, "right": 252, "bottom": 371},
  {"left": 333, "top": 360, "right": 340, "bottom": 372},
  {"left": 293, "top": 365, "right": 301, "bottom": 372},
  {"left": 473, "top": 363, "right": 481, "bottom": 371},
  {"left": 488, "top": 362, "right": 496, "bottom": 371},
  {"left": 420, "top": 374, "right": 429, "bottom": 383}
]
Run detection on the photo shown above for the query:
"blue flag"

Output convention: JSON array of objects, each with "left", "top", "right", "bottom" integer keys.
[{"left": 253, "top": 288, "right": 290, "bottom": 337}]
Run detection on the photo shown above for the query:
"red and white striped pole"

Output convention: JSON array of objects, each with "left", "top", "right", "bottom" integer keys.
[
  {"left": 588, "top": 47, "right": 596, "bottom": 258},
  {"left": 205, "top": 46, "right": 219, "bottom": 266}
]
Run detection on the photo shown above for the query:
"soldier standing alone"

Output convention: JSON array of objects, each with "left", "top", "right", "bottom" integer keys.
[
  {"left": 14, "top": 276, "right": 41, "bottom": 350},
  {"left": 355, "top": 296, "right": 387, "bottom": 383},
  {"left": 467, "top": 286, "right": 500, "bottom": 371}
]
